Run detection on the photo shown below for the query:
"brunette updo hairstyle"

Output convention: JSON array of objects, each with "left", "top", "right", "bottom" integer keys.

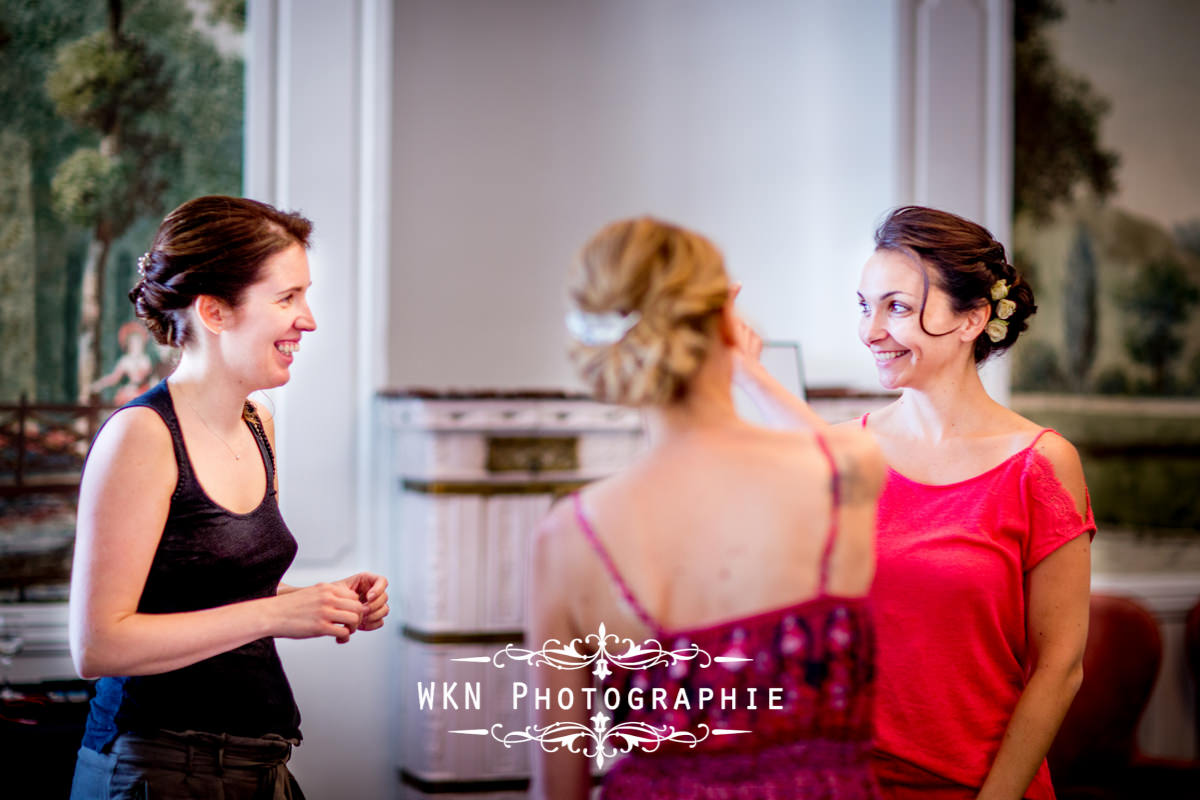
[
  {"left": 130, "top": 195, "right": 313, "bottom": 347},
  {"left": 568, "top": 217, "right": 730, "bottom": 405},
  {"left": 874, "top": 206, "right": 1036, "bottom": 363}
]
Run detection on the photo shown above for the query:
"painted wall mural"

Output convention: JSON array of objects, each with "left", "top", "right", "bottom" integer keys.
[
  {"left": 1010, "top": 0, "right": 1200, "bottom": 530},
  {"left": 0, "top": 0, "right": 245, "bottom": 597},
  {"left": 0, "top": 0, "right": 244, "bottom": 405}
]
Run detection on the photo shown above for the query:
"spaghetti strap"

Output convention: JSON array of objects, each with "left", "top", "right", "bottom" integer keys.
[
  {"left": 571, "top": 493, "right": 662, "bottom": 636},
  {"left": 811, "top": 432, "right": 840, "bottom": 595},
  {"left": 860, "top": 412, "right": 869, "bottom": 429},
  {"left": 1029, "top": 428, "right": 1056, "bottom": 449}
]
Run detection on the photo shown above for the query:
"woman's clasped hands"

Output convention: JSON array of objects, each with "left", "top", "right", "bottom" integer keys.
[{"left": 274, "top": 572, "right": 389, "bottom": 644}]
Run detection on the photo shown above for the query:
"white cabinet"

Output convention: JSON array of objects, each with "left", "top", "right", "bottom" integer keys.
[{"left": 378, "top": 393, "right": 642, "bottom": 798}]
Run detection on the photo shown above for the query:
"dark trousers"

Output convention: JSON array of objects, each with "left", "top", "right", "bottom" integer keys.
[{"left": 69, "top": 729, "right": 305, "bottom": 800}]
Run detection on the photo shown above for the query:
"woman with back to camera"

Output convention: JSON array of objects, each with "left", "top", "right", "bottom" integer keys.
[
  {"left": 69, "top": 196, "right": 390, "bottom": 799},
  {"left": 530, "top": 216, "right": 886, "bottom": 799},
  {"left": 734, "top": 206, "right": 1094, "bottom": 799}
]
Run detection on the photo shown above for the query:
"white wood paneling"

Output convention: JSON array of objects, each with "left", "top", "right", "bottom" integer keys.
[
  {"left": 897, "top": 0, "right": 1013, "bottom": 403},
  {"left": 246, "top": 2, "right": 394, "bottom": 797}
]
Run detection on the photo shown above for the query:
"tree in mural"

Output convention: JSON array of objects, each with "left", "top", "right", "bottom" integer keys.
[
  {"left": 1119, "top": 258, "right": 1199, "bottom": 394},
  {"left": 1176, "top": 220, "right": 1200, "bottom": 259},
  {"left": 1013, "top": 0, "right": 1120, "bottom": 222},
  {"left": 47, "top": 0, "right": 178, "bottom": 403},
  {"left": 0, "top": 0, "right": 244, "bottom": 402},
  {"left": 0, "top": 1, "right": 103, "bottom": 401},
  {"left": 1062, "top": 224, "right": 1097, "bottom": 391}
]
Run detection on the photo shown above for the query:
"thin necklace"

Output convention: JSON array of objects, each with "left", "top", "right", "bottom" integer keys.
[{"left": 177, "top": 386, "right": 243, "bottom": 461}]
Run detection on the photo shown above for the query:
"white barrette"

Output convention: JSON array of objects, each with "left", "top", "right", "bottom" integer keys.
[
  {"left": 565, "top": 308, "right": 642, "bottom": 346},
  {"left": 137, "top": 252, "right": 151, "bottom": 278}
]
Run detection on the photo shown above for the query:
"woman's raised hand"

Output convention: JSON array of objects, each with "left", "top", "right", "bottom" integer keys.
[{"left": 728, "top": 283, "right": 764, "bottom": 363}]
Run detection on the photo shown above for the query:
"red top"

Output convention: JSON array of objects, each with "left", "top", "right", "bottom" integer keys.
[
  {"left": 573, "top": 432, "right": 881, "bottom": 799},
  {"left": 864, "top": 417, "right": 1095, "bottom": 799}
]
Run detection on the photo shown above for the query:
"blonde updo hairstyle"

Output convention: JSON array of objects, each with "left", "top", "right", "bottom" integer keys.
[{"left": 568, "top": 217, "right": 730, "bottom": 406}]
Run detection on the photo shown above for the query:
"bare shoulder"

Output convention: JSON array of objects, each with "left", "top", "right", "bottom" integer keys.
[
  {"left": 823, "top": 424, "right": 883, "bottom": 459},
  {"left": 529, "top": 493, "right": 594, "bottom": 615},
  {"left": 1031, "top": 428, "right": 1080, "bottom": 462},
  {"left": 819, "top": 427, "right": 883, "bottom": 596},
  {"left": 831, "top": 418, "right": 863, "bottom": 433},
  {"left": 81, "top": 406, "right": 177, "bottom": 497},
  {"left": 89, "top": 406, "right": 173, "bottom": 464},
  {"left": 821, "top": 426, "right": 885, "bottom": 504},
  {"left": 534, "top": 495, "right": 579, "bottom": 547},
  {"left": 531, "top": 491, "right": 594, "bottom": 572},
  {"left": 1028, "top": 429, "right": 1088, "bottom": 513}
]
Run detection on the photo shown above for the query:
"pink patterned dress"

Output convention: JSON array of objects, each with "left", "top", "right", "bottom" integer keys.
[{"left": 572, "top": 436, "right": 881, "bottom": 800}]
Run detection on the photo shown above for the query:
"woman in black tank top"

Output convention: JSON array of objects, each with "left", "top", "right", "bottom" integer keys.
[{"left": 68, "top": 196, "right": 390, "bottom": 800}]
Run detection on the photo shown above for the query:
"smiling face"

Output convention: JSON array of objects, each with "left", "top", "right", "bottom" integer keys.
[
  {"left": 856, "top": 249, "right": 979, "bottom": 391},
  {"left": 218, "top": 243, "right": 316, "bottom": 390}
]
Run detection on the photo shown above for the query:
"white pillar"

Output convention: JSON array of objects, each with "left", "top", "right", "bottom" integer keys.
[
  {"left": 896, "top": 0, "right": 1014, "bottom": 403},
  {"left": 246, "top": 1, "right": 393, "bottom": 797}
]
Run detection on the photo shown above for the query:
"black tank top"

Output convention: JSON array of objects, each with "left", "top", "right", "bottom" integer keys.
[{"left": 82, "top": 380, "right": 302, "bottom": 750}]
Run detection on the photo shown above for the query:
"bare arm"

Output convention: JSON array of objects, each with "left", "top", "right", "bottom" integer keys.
[
  {"left": 528, "top": 504, "right": 591, "bottom": 800},
  {"left": 823, "top": 429, "right": 885, "bottom": 597},
  {"left": 69, "top": 408, "right": 365, "bottom": 678},
  {"left": 725, "top": 299, "right": 826, "bottom": 431},
  {"left": 977, "top": 437, "right": 1091, "bottom": 800},
  {"left": 90, "top": 358, "right": 131, "bottom": 392}
]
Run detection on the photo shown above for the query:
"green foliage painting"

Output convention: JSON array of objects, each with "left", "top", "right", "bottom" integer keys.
[
  {"left": 0, "top": 0, "right": 245, "bottom": 403},
  {"left": 1011, "top": 0, "right": 1200, "bottom": 398},
  {"left": 1010, "top": 0, "right": 1200, "bottom": 531},
  {"left": 1013, "top": 0, "right": 1119, "bottom": 224},
  {"left": 1119, "top": 258, "right": 1200, "bottom": 395}
]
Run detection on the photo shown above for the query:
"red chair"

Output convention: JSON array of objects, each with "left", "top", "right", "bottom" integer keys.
[
  {"left": 1188, "top": 599, "right": 1200, "bottom": 748},
  {"left": 1048, "top": 593, "right": 1200, "bottom": 799}
]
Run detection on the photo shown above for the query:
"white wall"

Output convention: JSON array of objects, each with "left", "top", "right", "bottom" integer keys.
[{"left": 388, "top": 0, "right": 901, "bottom": 393}]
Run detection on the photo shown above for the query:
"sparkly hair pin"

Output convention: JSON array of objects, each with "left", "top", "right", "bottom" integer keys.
[
  {"left": 137, "top": 251, "right": 151, "bottom": 278},
  {"left": 565, "top": 308, "right": 642, "bottom": 346}
]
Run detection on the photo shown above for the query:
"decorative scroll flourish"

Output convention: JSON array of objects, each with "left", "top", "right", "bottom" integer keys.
[
  {"left": 488, "top": 714, "right": 713, "bottom": 769},
  {"left": 490, "top": 622, "right": 712, "bottom": 679}
]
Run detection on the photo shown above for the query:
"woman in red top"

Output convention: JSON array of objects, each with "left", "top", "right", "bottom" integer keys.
[{"left": 734, "top": 206, "right": 1093, "bottom": 800}]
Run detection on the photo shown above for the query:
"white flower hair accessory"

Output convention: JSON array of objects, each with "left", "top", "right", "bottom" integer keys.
[
  {"left": 137, "top": 252, "right": 151, "bottom": 278},
  {"left": 566, "top": 308, "right": 642, "bottom": 347},
  {"left": 983, "top": 279, "right": 1017, "bottom": 343},
  {"left": 985, "top": 318, "right": 1008, "bottom": 343}
]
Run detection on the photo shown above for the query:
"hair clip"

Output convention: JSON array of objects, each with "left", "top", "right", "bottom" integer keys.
[
  {"left": 565, "top": 308, "right": 642, "bottom": 346},
  {"left": 137, "top": 252, "right": 151, "bottom": 278}
]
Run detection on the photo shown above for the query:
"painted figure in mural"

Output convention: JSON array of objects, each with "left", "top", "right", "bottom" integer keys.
[
  {"left": 530, "top": 217, "right": 885, "bottom": 799},
  {"left": 90, "top": 321, "right": 157, "bottom": 405},
  {"left": 68, "top": 196, "right": 390, "bottom": 799},
  {"left": 735, "top": 206, "right": 1094, "bottom": 800}
]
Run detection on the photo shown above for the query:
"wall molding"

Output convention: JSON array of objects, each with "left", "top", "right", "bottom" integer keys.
[
  {"left": 896, "top": 0, "right": 1013, "bottom": 403},
  {"left": 246, "top": 0, "right": 392, "bottom": 566}
]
